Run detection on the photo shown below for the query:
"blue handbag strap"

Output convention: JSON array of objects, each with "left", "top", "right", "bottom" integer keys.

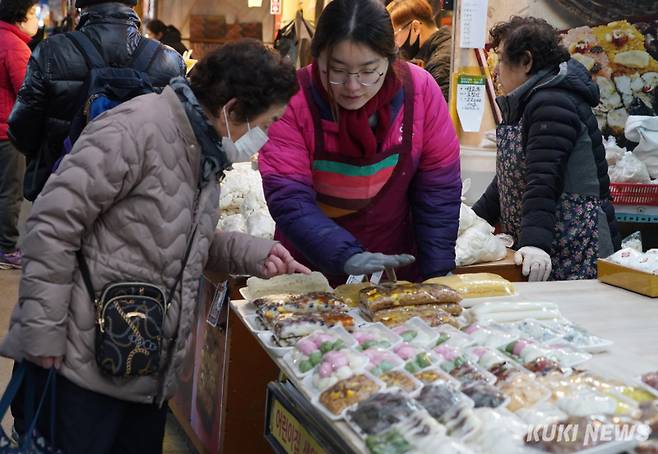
[
  {"left": 0, "top": 363, "right": 26, "bottom": 418},
  {"left": 23, "top": 366, "right": 56, "bottom": 446},
  {"left": 0, "top": 362, "right": 57, "bottom": 447}
]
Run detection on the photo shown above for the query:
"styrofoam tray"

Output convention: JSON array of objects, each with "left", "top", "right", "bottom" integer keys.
[
  {"left": 282, "top": 325, "right": 356, "bottom": 379},
  {"left": 411, "top": 367, "right": 460, "bottom": 388},
  {"left": 309, "top": 372, "right": 385, "bottom": 422},
  {"left": 462, "top": 323, "right": 520, "bottom": 349},
  {"left": 235, "top": 300, "right": 257, "bottom": 317},
  {"left": 390, "top": 317, "right": 439, "bottom": 349},
  {"left": 256, "top": 331, "right": 293, "bottom": 358},
  {"left": 538, "top": 320, "right": 614, "bottom": 354},
  {"left": 433, "top": 324, "right": 477, "bottom": 350},
  {"left": 350, "top": 322, "right": 402, "bottom": 352},
  {"left": 343, "top": 388, "right": 424, "bottom": 439},
  {"left": 301, "top": 351, "right": 371, "bottom": 397},
  {"left": 637, "top": 376, "right": 658, "bottom": 398},
  {"left": 378, "top": 368, "right": 425, "bottom": 394},
  {"left": 244, "top": 313, "right": 269, "bottom": 333}
]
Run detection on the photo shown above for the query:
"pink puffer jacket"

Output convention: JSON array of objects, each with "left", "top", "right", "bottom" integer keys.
[{"left": 260, "top": 62, "right": 462, "bottom": 279}]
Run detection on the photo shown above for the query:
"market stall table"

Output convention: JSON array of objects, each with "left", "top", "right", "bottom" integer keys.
[
  {"left": 230, "top": 279, "right": 658, "bottom": 453},
  {"left": 454, "top": 248, "right": 526, "bottom": 282}
]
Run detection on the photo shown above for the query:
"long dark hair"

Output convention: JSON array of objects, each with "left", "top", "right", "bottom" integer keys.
[{"left": 311, "top": 0, "right": 397, "bottom": 64}]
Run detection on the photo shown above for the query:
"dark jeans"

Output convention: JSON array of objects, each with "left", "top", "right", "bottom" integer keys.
[
  {"left": 15, "top": 364, "right": 168, "bottom": 454},
  {"left": 0, "top": 140, "right": 24, "bottom": 252}
]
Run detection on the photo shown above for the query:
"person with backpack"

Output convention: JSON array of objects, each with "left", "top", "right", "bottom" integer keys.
[
  {"left": 7, "top": 0, "right": 185, "bottom": 203},
  {"left": 0, "top": 0, "right": 39, "bottom": 270},
  {"left": 1, "top": 39, "right": 306, "bottom": 453}
]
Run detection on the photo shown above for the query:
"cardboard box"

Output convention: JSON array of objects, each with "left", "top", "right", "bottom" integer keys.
[{"left": 597, "top": 259, "right": 658, "bottom": 298}]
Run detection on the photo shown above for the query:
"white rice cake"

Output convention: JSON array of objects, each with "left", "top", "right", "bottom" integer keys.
[{"left": 246, "top": 271, "right": 332, "bottom": 300}]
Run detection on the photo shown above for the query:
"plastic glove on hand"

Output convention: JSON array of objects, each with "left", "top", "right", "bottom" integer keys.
[
  {"left": 514, "top": 246, "right": 552, "bottom": 282},
  {"left": 343, "top": 252, "right": 415, "bottom": 276}
]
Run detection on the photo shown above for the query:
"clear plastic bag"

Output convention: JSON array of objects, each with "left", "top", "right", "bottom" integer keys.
[
  {"left": 603, "top": 135, "right": 626, "bottom": 166},
  {"left": 609, "top": 151, "right": 652, "bottom": 183},
  {"left": 424, "top": 273, "right": 516, "bottom": 299},
  {"left": 622, "top": 231, "right": 644, "bottom": 252}
]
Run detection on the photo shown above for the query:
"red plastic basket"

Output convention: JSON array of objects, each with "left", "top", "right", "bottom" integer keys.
[{"left": 610, "top": 183, "right": 658, "bottom": 206}]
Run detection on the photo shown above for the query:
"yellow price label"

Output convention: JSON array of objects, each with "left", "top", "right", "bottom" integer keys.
[{"left": 269, "top": 399, "right": 327, "bottom": 454}]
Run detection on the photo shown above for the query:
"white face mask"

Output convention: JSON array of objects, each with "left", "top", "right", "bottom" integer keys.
[{"left": 221, "top": 106, "right": 269, "bottom": 163}]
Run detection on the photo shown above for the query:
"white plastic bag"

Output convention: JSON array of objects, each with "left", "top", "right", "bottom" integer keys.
[
  {"left": 625, "top": 115, "right": 658, "bottom": 179},
  {"left": 459, "top": 203, "right": 478, "bottom": 235},
  {"left": 220, "top": 214, "right": 247, "bottom": 232},
  {"left": 455, "top": 225, "right": 506, "bottom": 266},
  {"left": 608, "top": 151, "right": 651, "bottom": 183},
  {"left": 246, "top": 210, "right": 276, "bottom": 239},
  {"left": 603, "top": 136, "right": 625, "bottom": 166}
]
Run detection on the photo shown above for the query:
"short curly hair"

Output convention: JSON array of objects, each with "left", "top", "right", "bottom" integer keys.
[
  {"left": 190, "top": 39, "right": 298, "bottom": 122},
  {"left": 0, "top": 0, "right": 38, "bottom": 24},
  {"left": 490, "top": 16, "right": 570, "bottom": 74}
]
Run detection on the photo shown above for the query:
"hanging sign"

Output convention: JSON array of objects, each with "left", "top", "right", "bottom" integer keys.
[
  {"left": 248, "top": 0, "right": 263, "bottom": 7},
  {"left": 459, "top": 0, "right": 488, "bottom": 48},
  {"left": 270, "top": 0, "right": 282, "bottom": 14},
  {"left": 456, "top": 74, "right": 486, "bottom": 132}
]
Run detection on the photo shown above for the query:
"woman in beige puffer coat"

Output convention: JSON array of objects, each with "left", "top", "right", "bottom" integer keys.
[{"left": 0, "top": 39, "right": 306, "bottom": 453}]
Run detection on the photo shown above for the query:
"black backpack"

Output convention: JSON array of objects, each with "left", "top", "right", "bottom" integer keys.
[{"left": 53, "top": 31, "right": 161, "bottom": 168}]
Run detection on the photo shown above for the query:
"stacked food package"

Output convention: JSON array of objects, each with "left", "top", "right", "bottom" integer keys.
[
  {"left": 235, "top": 273, "right": 658, "bottom": 454},
  {"left": 358, "top": 283, "right": 464, "bottom": 327}
]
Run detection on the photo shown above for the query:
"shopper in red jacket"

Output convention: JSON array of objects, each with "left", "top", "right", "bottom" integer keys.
[{"left": 0, "top": 0, "right": 38, "bottom": 269}]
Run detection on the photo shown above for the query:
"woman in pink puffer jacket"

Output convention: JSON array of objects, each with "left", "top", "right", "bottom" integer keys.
[{"left": 260, "top": 0, "right": 462, "bottom": 283}]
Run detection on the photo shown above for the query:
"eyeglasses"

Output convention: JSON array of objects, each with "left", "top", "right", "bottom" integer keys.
[
  {"left": 394, "top": 22, "right": 413, "bottom": 36},
  {"left": 322, "top": 63, "right": 386, "bottom": 87}
]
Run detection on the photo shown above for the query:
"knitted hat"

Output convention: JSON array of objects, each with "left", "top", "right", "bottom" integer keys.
[{"left": 75, "top": 0, "right": 138, "bottom": 7}]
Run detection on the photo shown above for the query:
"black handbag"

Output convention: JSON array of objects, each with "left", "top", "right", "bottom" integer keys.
[{"left": 76, "top": 223, "right": 198, "bottom": 378}]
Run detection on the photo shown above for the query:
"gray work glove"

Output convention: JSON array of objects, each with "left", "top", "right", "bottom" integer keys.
[{"left": 343, "top": 252, "right": 415, "bottom": 276}]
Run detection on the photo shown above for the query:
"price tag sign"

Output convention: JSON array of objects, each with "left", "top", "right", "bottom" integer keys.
[
  {"left": 206, "top": 281, "right": 228, "bottom": 327},
  {"left": 456, "top": 74, "right": 486, "bottom": 132},
  {"left": 346, "top": 274, "right": 365, "bottom": 284},
  {"left": 459, "top": 0, "right": 488, "bottom": 48},
  {"left": 370, "top": 270, "right": 384, "bottom": 284},
  {"left": 270, "top": 0, "right": 282, "bottom": 15}
]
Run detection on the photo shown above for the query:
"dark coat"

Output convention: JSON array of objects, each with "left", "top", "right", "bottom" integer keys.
[
  {"left": 8, "top": 2, "right": 185, "bottom": 200},
  {"left": 415, "top": 26, "right": 451, "bottom": 100},
  {"left": 473, "top": 59, "right": 620, "bottom": 253}
]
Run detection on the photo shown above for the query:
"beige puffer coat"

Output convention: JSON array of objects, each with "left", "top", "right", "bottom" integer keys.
[{"left": 0, "top": 86, "right": 275, "bottom": 404}]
